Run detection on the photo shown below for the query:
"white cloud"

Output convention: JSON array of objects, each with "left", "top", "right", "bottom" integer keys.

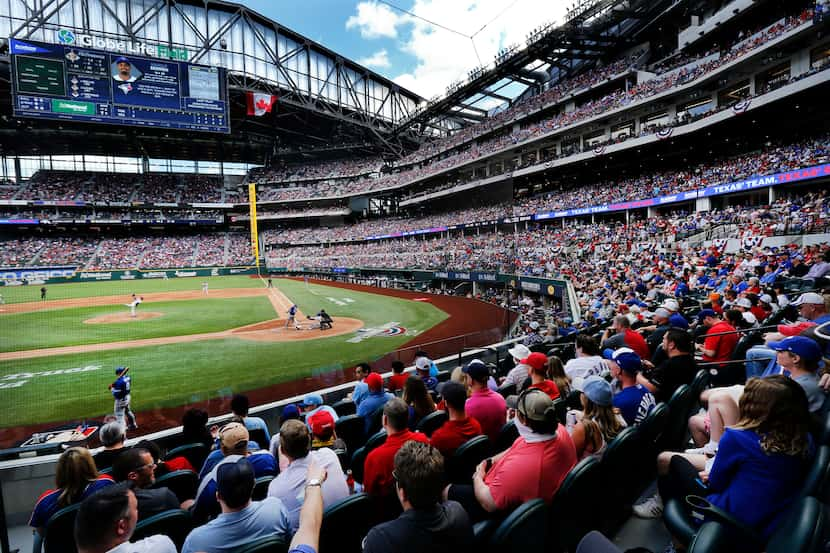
[
  {"left": 376, "top": 0, "right": 568, "bottom": 99},
  {"left": 358, "top": 49, "right": 392, "bottom": 68},
  {"left": 346, "top": 2, "right": 407, "bottom": 39}
]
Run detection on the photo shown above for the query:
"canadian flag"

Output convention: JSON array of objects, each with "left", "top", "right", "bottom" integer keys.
[{"left": 246, "top": 92, "right": 277, "bottom": 116}]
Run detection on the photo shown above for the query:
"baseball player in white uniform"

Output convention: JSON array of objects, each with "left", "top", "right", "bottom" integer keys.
[{"left": 125, "top": 294, "right": 143, "bottom": 318}]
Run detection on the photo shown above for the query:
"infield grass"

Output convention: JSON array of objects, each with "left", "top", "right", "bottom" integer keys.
[{"left": 0, "top": 278, "right": 449, "bottom": 428}]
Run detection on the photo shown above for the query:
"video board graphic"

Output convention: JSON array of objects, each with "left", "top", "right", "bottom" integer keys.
[{"left": 10, "top": 39, "right": 230, "bottom": 134}]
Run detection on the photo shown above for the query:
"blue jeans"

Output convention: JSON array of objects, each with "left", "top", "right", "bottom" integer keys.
[{"left": 745, "top": 346, "right": 776, "bottom": 379}]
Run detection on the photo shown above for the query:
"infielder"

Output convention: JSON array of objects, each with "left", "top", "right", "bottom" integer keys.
[
  {"left": 109, "top": 366, "right": 137, "bottom": 430},
  {"left": 124, "top": 294, "right": 143, "bottom": 317},
  {"left": 202, "top": 281, "right": 209, "bottom": 295}
]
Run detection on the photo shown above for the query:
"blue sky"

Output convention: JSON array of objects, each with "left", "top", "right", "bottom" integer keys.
[{"left": 241, "top": 0, "right": 568, "bottom": 99}]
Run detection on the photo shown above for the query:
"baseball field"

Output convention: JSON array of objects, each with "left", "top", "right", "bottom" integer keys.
[{"left": 0, "top": 276, "right": 462, "bottom": 441}]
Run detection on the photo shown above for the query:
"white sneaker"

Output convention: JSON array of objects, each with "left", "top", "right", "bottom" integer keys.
[
  {"left": 633, "top": 495, "right": 664, "bottom": 518},
  {"left": 684, "top": 442, "right": 718, "bottom": 456}
]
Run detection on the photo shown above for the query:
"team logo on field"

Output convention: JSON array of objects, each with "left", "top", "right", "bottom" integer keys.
[{"left": 346, "top": 322, "right": 419, "bottom": 343}]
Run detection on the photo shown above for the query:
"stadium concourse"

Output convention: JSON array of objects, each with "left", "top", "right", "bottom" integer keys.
[{"left": 4, "top": 0, "right": 830, "bottom": 551}]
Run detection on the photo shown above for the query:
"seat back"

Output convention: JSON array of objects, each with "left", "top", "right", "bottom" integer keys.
[
  {"left": 165, "top": 443, "right": 209, "bottom": 471},
  {"left": 639, "top": 403, "right": 670, "bottom": 447},
  {"left": 447, "top": 435, "right": 491, "bottom": 484},
  {"left": 549, "top": 458, "right": 602, "bottom": 553},
  {"left": 494, "top": 420, "right": 519, "bottom": 453},
  {"left": 331, "top": 398, "right": 356, "bottom": 417},
  {"left": 350, "top": 446, "right": 369, "bottom": 484},
  {"left": 367, "top": 405, "right": 385, "bottom": 436},
  {"left": 335, "top": 415, "right": 366, "bottom": 453},
  {"left": 365, "top": 429, "right": 387, "bottom": 451},
  {"left": 416, "top": 410, "right": 448, "bottom": 437},
  {"left": 496, "top": 382, "right": 516, "bottom": 399},
  {"left": 319, "top": 493, "right": 372, "bottom": 553},
  {"left": 230, "top": 535, "right": 288, "bottom": 553},
  {"left": 488, "top": 499, "right": 548, "bottom": 553},
  {"left": 599, "top": 426, "right": 646, "bottom": 532},
  {"left": 661, "top": 384, "right": 693, "bottom": 451},
  {"left": 150, "top": 469, "right": 199, "bottom": 502},
  {"left": 766, "top": 496, "right": 830, "bottom": 553},
  {"left": 252, "top": 475, "right": 274, "bottom": 501},
  {"left": 800, "top": 445, "right": 830, "bottom": 503},
  {"left": 44, "top": 503, "right": 80, "bottom": 553},
  {"left": 552, "top": 398, "right": 567, "bottom": 425},
  {"left": 132, "top": 509, "right": 193, "bottom": 550},
  {"left": 248, "top": 428, "right": 269, "bottom": 451}
]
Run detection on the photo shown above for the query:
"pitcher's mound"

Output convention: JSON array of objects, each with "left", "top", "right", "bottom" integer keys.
[{"left": 84, "top": 312, "right": 164, "bottom": 324}]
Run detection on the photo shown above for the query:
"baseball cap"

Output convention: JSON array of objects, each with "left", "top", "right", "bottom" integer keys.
[
  {"left": 302, "top": 394, "right": 323, "bottom": 407},
  {"left": 219, "top": 422, "right": 249, "bottom": 452},
  {"left": 415, "top": 357, "right": 431, "bottom": 371},
  {"left": 661, "top": 299, "right": 680, "bottom": 312},
  {"left": 608, "top": 349, "right": 641, "bottom": 374},
  {"left": 768, "top": 336, "right": 822, "bottom": 362},
  {"left": 516, "top": 389, "right": 555, "bottom": 422},
  {"left": 114, "top": 56, "right": 130, "bottom": 64},
  {"left": 508, "top": 343, "right": 531, "bottom": 361},
  {"left": 603, "top": 346, "right": 633, "bottom": 360},
  {"left": 529, "top": 321, "right": 540, "bottom": 330},
  {"left": 522, "top": 352, "right": 548, "bottom": 372},
  {"left": 793, "top": 292, "right": 825, "bottom": 306},
  {"left": 582, "top": 376, "right": 612, "bottom": 407},
  {"left": 281, "top": 404, "right": 300, "bottom": 420},
  {"left": 462, "top": 359, "right": 490, "bottom": 381},
  {"left": 735, "top": 297, "right": 752, "bottom": 309},
  {"left": 114, "top": 366, "right": 127, "bottom": 375},
  {"left": 308, "top": 410, "right": 335, "bottom": 438},
  {"left": 759, "top": 294, "right": 773, "bottom": 304},
  {"left": 653, "top": 307, "right": 670, "bottom": 319},
  {"left": 216, "top": 457, "right": 255, "bottom": 503},
  {"left": 697, "top": 309, "right": 716, "bottom": 323},
  {"left": 365, "top": 372, "right": 383, "bottom": 391},
  {"left": 742, "top": 311, "right": 758, "bottom": 325}
]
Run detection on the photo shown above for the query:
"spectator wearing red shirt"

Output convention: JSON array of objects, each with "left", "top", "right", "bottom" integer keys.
[
  {"left": 446, "top": 388, "right": 577, "bottom": 521},
  {"left": 430, "top": 382, "right": 482, "bottom": 458},
  {"left": 387, "top": 361, "right": 409, "bottom": 393},
  {"left": 463, "top": 360, "right": 507, "bottom": 442},
  {"left": 524, "top": 352, "right": 560, "bottom": 400},
  {"left": 697, "top": 309, "right": 740, "bottom": 384},
  {"left": 601, "top": 315, "right": 651, "bottom": 361},
  {"left": 363, "top": 398, "right": 429, "bottom": 516}
]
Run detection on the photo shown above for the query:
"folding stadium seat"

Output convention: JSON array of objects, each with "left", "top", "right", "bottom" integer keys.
[
  {"left": 486, "top": 498, "right": 549, "bottom": 553},
  {"left": 494, "top": 420, "right": 519, "bottom": 453},
  {"left": 598, "top": 426, "right": 647, "bottom": 533},
  {"left": 660, "top": 384, "right": 694, "bottom": 452},
  {"left": 151, "top": 469, "right": 199, "bottom": 503},
  {"left": 800, "top": 445, "right": 830, "bottom": 503},
  {"left": 335, "top": 414, "right": 366, "bottom": 453},
  {"left": 364, "top": 429, "right": 387, "bottom": 451},
  {"left": 44, "top": 503, "right": 80, "bottom": 553},
  {"left": 331, "top": 398, "right": 356, "bottom": 417},
  {"left": 689, "top": 369, "right": 710, "bottom": 401},
  {"left": 552, "top": 397, "right": 568, "bottom": 425},
  {"left": 319, "top": 493, "right": 372, "bottom": 553},
  {"left": 230, "top": 535, "right": 288, "bottom": 553},
  {"left": 350, "top": 430, "right": 386, "bottom": 484},
  {"left": 548, "top": 457, "right": 603, "bottom": 553},
  {"left": 252, "top": 475, "right": 274, "bottom": 501},
  {"left": 447, "top": 435, "right": 491, "bottom": 484},
  {"left": 415, "top": 410, "right": 448, "bottom": 437},
  {"left": 366, "top": 405, "right": 385, "bottom": 436},
  {"left": 165, "top": 442, "right": 209, "bottom": 471},
  {"left": 637, "top": 402, "right": 670, "bottom": 462},
  {"left": 132, "top": 509, "right": 193, "bottom": 550},
  {"left": 248, "top": 428, "right": 269, "bottom": 451}
]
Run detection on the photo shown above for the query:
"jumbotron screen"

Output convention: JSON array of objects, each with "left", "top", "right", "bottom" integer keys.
[{"left": 9, "top": 38, "right": 230, "bottom": 133}]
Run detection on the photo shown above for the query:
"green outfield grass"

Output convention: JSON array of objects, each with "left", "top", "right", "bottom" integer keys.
[
  {"left": 0, "top": 278, "right": 448, "bottom": 428},
  {"left": 1, "top": 297, "right": 277, "bottom": 352},
  {"left": 0, "top": 275, "right": 262, "bottom": 304}
]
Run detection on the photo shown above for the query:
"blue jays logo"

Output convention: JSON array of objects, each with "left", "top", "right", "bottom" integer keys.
[{"left": 57, "top": 29, "right": 76, "bottom": 45}]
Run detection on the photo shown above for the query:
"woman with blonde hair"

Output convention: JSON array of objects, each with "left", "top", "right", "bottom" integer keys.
[
  {"left": 547, "top": 355, "right": 572, "bottom": 397},
  {"left": 30, "top": 447, "right": 114, "bottom": 536},
  {"left": 647, "top": 376, "right": 812, "bottom": 540},
  {"left": 567, "top": 376, "right": 626, "bottom": 459}
]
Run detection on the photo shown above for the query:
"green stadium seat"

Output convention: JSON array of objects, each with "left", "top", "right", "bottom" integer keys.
[
  {"left": 319, "top": 493, "right": 372, "bottom": 553},
  {"left": 335, "top": 414, "right": 366, "bottom": 453},
  {"left": 151, "top": 469, "right": 198, "bottom": 502},
  {"left": 230, "top": 535, "right": 288, "bottom": 553},
  {"left": 331, "top": 398, "right": 356, "bottom": 417},
  {"left": 133, "top": 509, "right": 193, "bottom": 550},
  {"left": 415, "top": 410, "right": 447, "bottom": 437},
  {"left": 44, "top": 503, "right": 80, "bottom": 553},
  {"left": 165, "top": 443, "right": 209, "bottom": 471},
  {"left": 494, "top": 420, "right": 518, "bottom": 453},
  {"left": 447, "top": 435, "right": 491, "bottom": 484},
  {"left": 599, "top": 426, "right": 646, "bottom": 533},
  {"left": 549, "top": 457, "right": 602, "bottom": 553},
  {"left": 487, "top": 498, "right": 548, "bottom": 553},
  {"left": 252, "top": 475, "right": 274, "bottom": 501},
  {"left": 661, "top": 384, "right": 694, "bottom": 451}
]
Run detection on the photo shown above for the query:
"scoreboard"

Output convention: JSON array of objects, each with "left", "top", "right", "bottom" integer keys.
[{"left": 10, "top": 38, "right": 230, "bottom": 134}]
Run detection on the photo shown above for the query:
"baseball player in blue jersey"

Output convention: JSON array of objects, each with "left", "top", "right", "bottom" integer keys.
[
  {"left": 109, "top": 366, "right": 137, "bottom": 430},
  {"left": 286, "top": 304, "right": 298, "bottom": 329}
]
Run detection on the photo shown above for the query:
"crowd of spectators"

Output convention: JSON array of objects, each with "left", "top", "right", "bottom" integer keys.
[{"left": 250, "top": 157, "right": 383, "bottom": 185}]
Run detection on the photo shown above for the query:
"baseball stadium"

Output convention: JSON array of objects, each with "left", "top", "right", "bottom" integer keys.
[{"left": 0, "top": 0, "right": 829, "bottom": 551}]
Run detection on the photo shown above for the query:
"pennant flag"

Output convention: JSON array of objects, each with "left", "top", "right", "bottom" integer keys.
[
  {"left": 656, "top": 127, "right": 674, "bottom": 140},
  {"left": 593, "top": 144, "right": 606, "bottom": 156},
  {"left": 247, "top": 92, "right": 277, "bottom": 116},
  {"left": 732, "top": 98, "right": 751, "bottom": 115}
]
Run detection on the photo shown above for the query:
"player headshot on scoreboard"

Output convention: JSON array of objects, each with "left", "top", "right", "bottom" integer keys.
[{"left": 111, "top": 56, "right": 141, "bottom": 83}]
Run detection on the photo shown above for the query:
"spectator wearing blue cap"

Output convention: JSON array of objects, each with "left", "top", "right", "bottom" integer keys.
[
  {"left": 605, "top": 349, "right": 656, "bottom": 426},
  {"left": 463, "top": 359, "right": 506, "bottom": 442},
  {"left": 566, "top": 376, "right": 626, "bottom": 460},
  {"left": 300, "top": 393, "right": 339, "bottom": 426},
  {"left": 183, "top": 457, "right": 291, "bottom": 553},
  {"left": 768, "top": 336, "right": 825, "bottom": 412}
]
